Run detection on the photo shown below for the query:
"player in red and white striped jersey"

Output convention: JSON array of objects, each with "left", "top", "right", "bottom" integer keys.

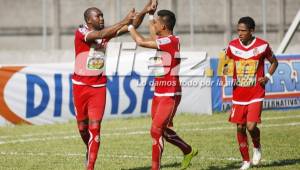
[
  {"left": 225, "top": 16, "right": 278, "bottom": 170},
  {"left": 128, "top": 8, "right": 198, "bottom": 170},
  {"left": 73, "top": 2, "right": 154, "bottom": 169}
]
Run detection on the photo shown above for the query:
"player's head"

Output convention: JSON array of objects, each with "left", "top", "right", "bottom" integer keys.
[
  {"left": 84, "top": 7, "right": 104, "bottom": 30},
  {"left": 154, "top": 10, "right": 176, "bottom": 35},
  {"left": 237, "top": 16, "right": 255, "bottom": 43}
]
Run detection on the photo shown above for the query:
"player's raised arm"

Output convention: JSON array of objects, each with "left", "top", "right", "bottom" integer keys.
[
  {"left": 132, "top": 0, "right": 153, "bottom": 28},
  {"left": 128, "top": 25, "right": 158, "bottom": 49},
  {"left": 126, "top": 0, "right": 158, "bottom": 48},
  {"left": 85, "top": 9, "right": 136, "bottom": 42},
  {"left": 148, "top": 7, "right": 157, "bottom": 40},
  {"left": 116, "top": 0, "right": 154, "bottom": 36}
]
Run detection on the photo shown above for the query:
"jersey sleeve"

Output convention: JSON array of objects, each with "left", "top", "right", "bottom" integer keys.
[
  {"left": 76, "top": 26, "right": 93, "bottom": 42},
  {"left": 156, "top": 37, "right": 172, "bottom": 51},
  {"left": 225, "top": 45, "right": 233, "bottom": 59}
]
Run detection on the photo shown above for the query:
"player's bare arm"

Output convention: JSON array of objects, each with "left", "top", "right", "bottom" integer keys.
[
  {"left": 147, "top": 3, "right": 157, "bottom": 40},
  {"left": 258, "top": 55, "right": 278, "bottom": 85},
  {"left": 85, "top": 9, "right": 136, "bottom": 42},
  {"left": 148, "top": 19, "right": 157, "bottom": 40},
  {"left": 128, "top": 25, "right": 158, "bottom": 49},
  {"left": 126, "top": 0, "right": 158, "bottom": 48},
  {"left": 132, "top": 0, "right": 154, "bottom": 28}
]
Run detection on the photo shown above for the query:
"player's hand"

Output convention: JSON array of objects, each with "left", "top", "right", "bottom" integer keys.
[
  {"left": 146, "top": 0, "right": 157, "bottom": 14},
  {"left": 150, "top": 0, "right": 158, "bottom": 11},
  {"left": 222, "top": 64, "right": 229, "bottom": 76},
  {"left": 125, "top": 8, "right": 137, "bottom": 25},
  {"left": 258, "top": 77, "right": 269, "bottom": 86}
]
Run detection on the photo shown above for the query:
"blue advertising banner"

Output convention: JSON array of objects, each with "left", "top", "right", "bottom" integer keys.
[{"left": 211, "top": 54, "right": 300, "bottom": 112}]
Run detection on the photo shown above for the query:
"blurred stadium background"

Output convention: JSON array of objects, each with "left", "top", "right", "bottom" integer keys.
[{"left": 0, "top": 0, "right": 299, "bottom": 64}]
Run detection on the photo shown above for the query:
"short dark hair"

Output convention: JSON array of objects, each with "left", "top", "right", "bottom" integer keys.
[
  {"left": 157, "top": 10, "right": 176, "bottom": 31},
  {"left": 84, "top": 7, "right": 100, "bottom": 23},
  {"left": 238, "top": 16, "right": 255, "bottom": 30}
]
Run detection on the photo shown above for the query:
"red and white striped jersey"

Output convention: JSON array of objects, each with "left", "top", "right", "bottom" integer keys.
[{"left": 226, "top": 37, "right": 274, "bottom": 105}]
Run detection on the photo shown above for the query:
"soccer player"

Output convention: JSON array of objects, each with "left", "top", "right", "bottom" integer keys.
[
  {"left": 225, "top": 16, "right": 278, "bottom": 170},
  {"left": 72, "top": 2, "right": 153, "bottom": 170},
  {"left": 127, "top": 9, "right": 198, "bottom": 170}
]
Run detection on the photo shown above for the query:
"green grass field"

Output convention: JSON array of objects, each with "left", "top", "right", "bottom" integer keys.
[{"left": 0, "top": 110, "right": 300, "bottom": 170}]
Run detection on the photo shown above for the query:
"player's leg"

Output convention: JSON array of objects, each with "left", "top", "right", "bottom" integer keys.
[
  {"left": 73, "top": 84, "right": 91, "bottom": 167},
  {"left": 246, "top": 102, "right": 263, "bottom": 165},
  {"left": 247, "top": 101, "right": 262, "bottom": 148},
  {"left": 77, "top": 119, "right": 90, "bottom": 164},
  {"left": 229, "top": 104, "right": 250, "bottom": 169},
  {"left": 150, "top": 96, "right": 160, "bottom": 170},
  {"left": 73, "top": 85, "right": 90, "bottom": 150},
  {"left": 151, "top": 122, "right": 164, "bottom": 170},
  {"left": 163, "top": 128, "right": 192, "bottom": 154},
  {"left": 151, "top": 96, "right": 160, "bottom": 120},
  {"left": 163, "top": 95, "right": 192, "bottom": 154},
  {"left": 237, "top": 124, "right": 251, "bottom": 170},
  {"left": 151, "top": 96, "right": 175, "bottom": 170},
  {"left": 87, "top": 120, "right": 102, "bottom": 170},
  {"left": 162, "top": 95, "right": 197, "bottom": 169},
  {"left": 247, "top": 122, "right": 260, "bottom": 148},
  {"left": 77, "top": 119, "right": 89, "bottom": 145},
  {"left": 247, "top": 121, "right": 261, "bottom": 166},
  {"left": 164, "top": 127, "right": 198, "bottom": 170},
  {"left": 86, "top": 87, "right": 106, "bottom": 170}
]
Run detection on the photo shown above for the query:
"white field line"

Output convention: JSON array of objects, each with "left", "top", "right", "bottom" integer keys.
[
  {"left": 0, "top": 130, "right": 77, "bottom": 139},
  {"left": 186, "top": 122, "right": 300, "bottom": 132},
  {"left": 179, "top": 114, "right": 300, "bottom": 126},
  {"left": 0, "top": 151, "right": 288, "bottom": 164},
  {"left": 101, "top": 114, "right": 300, "bottom": 131},
  {"left": 0, "top": 122, "right": 300, "bottom": 145},
  {"left": 0, "top": 151, "right": 239, "bottom": 161},
  {"left": 1, "top": 114, "right": 300, "bottom": 140}
]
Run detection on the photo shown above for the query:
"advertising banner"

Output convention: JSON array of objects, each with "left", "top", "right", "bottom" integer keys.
[
  {"left": 211, "top": 54, "right": 300, "bottom": 112},
  {"left": 0, "top": 50, "right": 212, "bottom": 125}
]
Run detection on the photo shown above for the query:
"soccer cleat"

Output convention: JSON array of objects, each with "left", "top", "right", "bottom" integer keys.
[
  {"left": 252, "top": 147, "right": 262, "bottom": 165},
  {"left": 240, "top": 161, "right": 251, "bottom": 170},
  {"left": 180, "top": 148, "right": 198, "bottom": 170}
]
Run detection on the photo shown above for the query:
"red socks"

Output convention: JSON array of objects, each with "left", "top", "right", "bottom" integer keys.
[
  {"left": 87, "top": 123, "right": 101, "bottom": 170},
  {"left": 237, "top": 131, "right": 250, "bottom": 161},
  {"left": 151, "top": 125, "right": 164, "bottom": 170}
]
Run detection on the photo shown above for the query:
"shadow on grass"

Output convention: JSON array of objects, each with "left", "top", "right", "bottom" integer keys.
[
  {"left": 206, "top": 161, "right": 240, "bottom": 170},
  {"left": 258, "top": 158, "right": 300, "bottom": 168},
  {"left": 122, "top": 162, "right": 180, "bottom": 170},
  {"left": 206, "top": 158, "right": 300, "bottom": 170}
]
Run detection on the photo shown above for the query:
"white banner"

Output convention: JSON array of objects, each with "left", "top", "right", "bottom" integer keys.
[{"left": 0, "top": 54, "right": 212, "bottom": 125}]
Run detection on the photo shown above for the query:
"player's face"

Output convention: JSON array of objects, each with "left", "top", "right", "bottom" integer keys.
[
  {"left": 237, "top": 23, "right": 253, "bottom": 44},
  {"left": 153, "top": 16, "right": 165, "bottom": 35},
  {"left": 88, "top": 10, "right": 105, "bottom": 30}
]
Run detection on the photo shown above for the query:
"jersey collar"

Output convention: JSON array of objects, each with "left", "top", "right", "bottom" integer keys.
[{"left": 239, "top": 37, "right": 257, "bottom": 49}]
